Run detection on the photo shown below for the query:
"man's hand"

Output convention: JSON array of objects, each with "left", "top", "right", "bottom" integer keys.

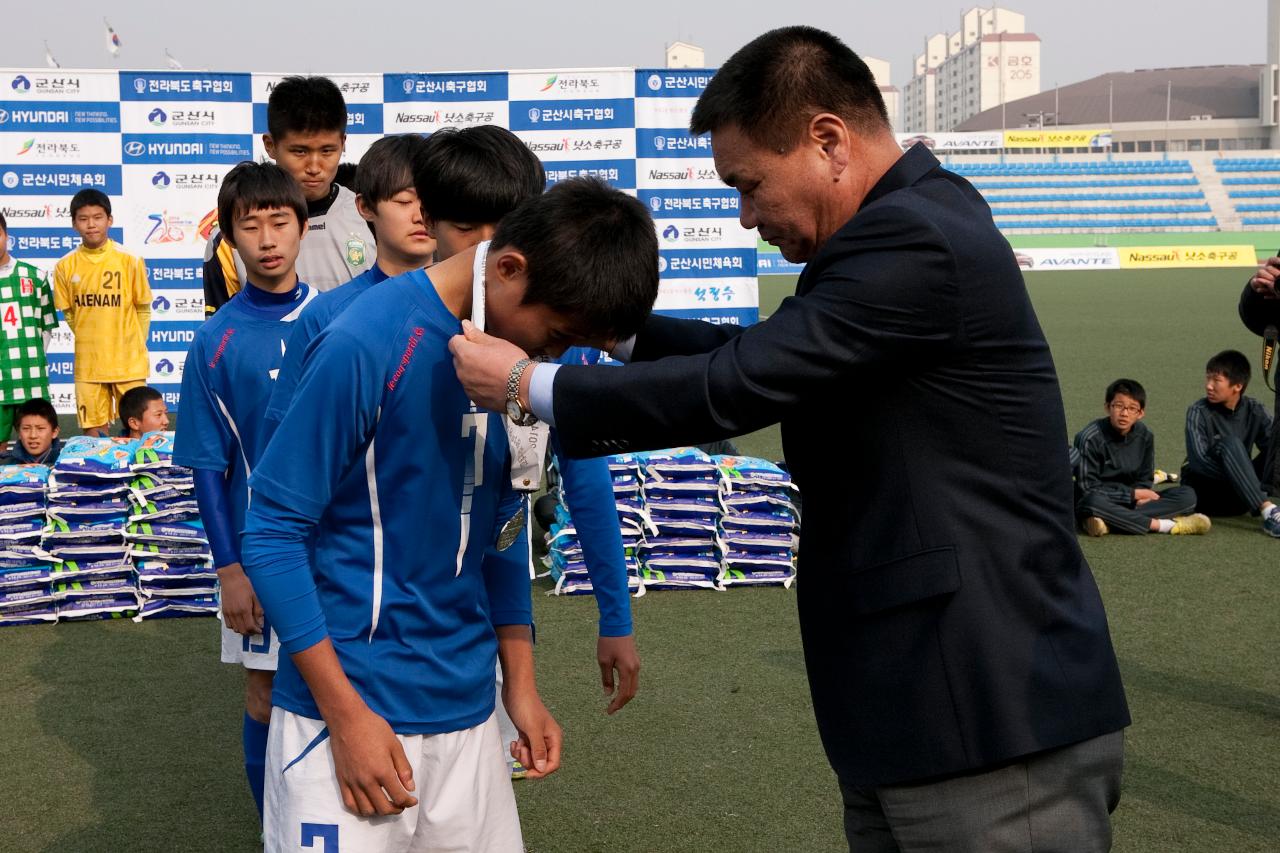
[
  {"left": 217, "top": 563, "right": 263, "bottom": 636},
  {"left": 1249, "top": 257, "right": 1280, "bottom": 299},
  {"left": 1134, "top": 488, "right": 1161, "bottom": 506},
  {"left": 328, "top": 703, "right": 418, "bottom": 817},
  {"left": 598, "top": 634, "right": 640, "bottom": 715},
  {"left": 501, "top": 682, "right": 563, "bottom": 780},
  {"left": 449, "top": 319, "right": 529, "bottom": 412}
]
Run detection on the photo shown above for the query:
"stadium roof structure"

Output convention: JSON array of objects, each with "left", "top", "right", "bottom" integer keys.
[{"left": 955, "top": 65, "right": 1263, "bottom": 130}]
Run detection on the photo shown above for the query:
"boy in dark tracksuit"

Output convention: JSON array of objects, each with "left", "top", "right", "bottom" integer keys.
[
  {"left": 1181, "top": 349, "right": 1279, "bottom": 537},
  {"left": 1075, "top": 378, "right": 1208, "bottom": 536}
]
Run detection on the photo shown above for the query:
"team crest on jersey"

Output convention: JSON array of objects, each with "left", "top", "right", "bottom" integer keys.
[
  {"left": 19, "top": 277, "right": 33, "bottom": 296},
  {"left": 345, "top": 236, "right": 367, "bottom": 268}
]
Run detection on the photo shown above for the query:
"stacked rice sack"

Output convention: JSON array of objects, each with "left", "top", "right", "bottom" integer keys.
[
  {"left": 126, "top": 432, "right": 217, "bottom": 621},
  {"left": 714, "top": 456, "right": 798, "bottom": 588},
  {"left": 635, "top": 448, "right": 725, "bottom": 591},
  {"left": 0, "top": 465, "right": 58, "bottom": 626},
  {"left": 42, "top": 437, "right": 140, "bottom": 622},
  {"left": 545, "top": 453, "right": 644, "bottom": 596}
]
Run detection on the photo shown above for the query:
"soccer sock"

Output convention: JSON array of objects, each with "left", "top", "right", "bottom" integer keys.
[
  {"left": 1155, "top": 519, "right": 1175, "bottom": 534},
  {"left": 243, "top": 713, "right": 269, "bottom": 822}
]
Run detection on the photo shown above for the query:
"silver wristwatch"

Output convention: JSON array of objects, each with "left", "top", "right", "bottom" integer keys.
[{"left": 505, "top": 358, "right": 538, "bottom": 426}]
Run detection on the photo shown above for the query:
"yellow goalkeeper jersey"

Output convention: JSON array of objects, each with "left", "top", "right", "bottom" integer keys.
[{"left": 53, "top": 240, "right": 152, "bottom": 382}]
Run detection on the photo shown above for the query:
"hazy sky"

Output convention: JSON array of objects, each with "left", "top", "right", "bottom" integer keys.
[{"left": 4, "top": 0, "right": 1270, "bottom": 90}]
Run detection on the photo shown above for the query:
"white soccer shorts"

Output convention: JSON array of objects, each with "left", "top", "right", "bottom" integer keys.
[
  {"left": 263, "top": 707, "right": 523, "bottom": 853},
  {"left": 218, "top": 609, "right": 279, "bottom": 671}
]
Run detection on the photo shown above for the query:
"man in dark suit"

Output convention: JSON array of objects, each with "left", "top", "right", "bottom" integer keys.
[{"left": 451, "top": 26, "right": 1130, "bottom": 851}]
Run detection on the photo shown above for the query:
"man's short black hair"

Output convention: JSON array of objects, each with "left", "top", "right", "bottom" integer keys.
[
  {"left": 267, "top": 76, "right": 347, "bottom": 140},
  {"left": 413, "top": 125, "right": 545, "bottom": 224},
  {"left": 690, "top": 26, "right": 890, "bottom": 151},
  {"left": 357, "top": 134, "right": 429, "bottom": 208},
  {"left": 119, "top": 385, "right": 162, "bottom": 429},
  {"left": 70, "top": 189, "right": 112, "bottom": 219},
  {"left": 491, "top": 177, "right": 658, "bottom": 342},
  {"left": 1105, "top": 379, "right": 1146, "bottom": 410},
  {"left": 217, "top": 161, "right": 307, "bottom": 243},
  {"left": 15, "top": 397, "right": 57, "bottom": 430},
  {"left": 1206, "top": 349, "right": 1251, "bottom": 390},
  {"left": 0, "top": 210, "right": 7, "bottom": 233}
]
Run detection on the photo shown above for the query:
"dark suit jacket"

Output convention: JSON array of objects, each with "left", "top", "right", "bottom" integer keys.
[{"left": 552, "top": 145, "right": 1130, "bottom": 786}]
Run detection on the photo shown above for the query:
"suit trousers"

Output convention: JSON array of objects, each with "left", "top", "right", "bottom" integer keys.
[{"left": 841, "top": 730, "right": 1124, "bottom": 853}]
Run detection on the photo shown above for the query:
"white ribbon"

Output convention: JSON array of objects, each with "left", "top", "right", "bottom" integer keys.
[{"left": 470, "top": 241, "right": 550, "bottom": 493}]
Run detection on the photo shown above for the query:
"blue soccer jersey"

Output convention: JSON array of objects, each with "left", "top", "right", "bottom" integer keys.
[
  {"left": 173, "top": 284, "right": 315, "bottom": 533},
  {"left": 264, "top": 263, "right": 389, "bottom": 425},
  {"left": 242, "top": 268, "right": 531, "bottom": 734}
]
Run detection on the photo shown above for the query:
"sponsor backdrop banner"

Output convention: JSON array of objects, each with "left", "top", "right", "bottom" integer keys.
[
  {"left": 0, "top": 67, "right": 756, "bottom": 413},
  {"left": 1117, "top": 245, "right": 1257, "bottom": 269}
]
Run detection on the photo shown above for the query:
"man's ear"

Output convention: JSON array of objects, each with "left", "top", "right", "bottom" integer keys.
[
  {"left": 355, "top": 194, "right": 375, "bottom": 223},
  {"left": 809, "top": 113, "right": 851, "bottom": 178},
  {"left": 262, "top": 133, "right": 276, "bottom": 160},
  {"left": 494, "top": 248, "right": 529, "bottom": 283},
  {"left": 51, "top": 425, "right": 60, "bottom": 438}
]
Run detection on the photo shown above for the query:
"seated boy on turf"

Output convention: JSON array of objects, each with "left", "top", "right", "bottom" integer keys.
[
  {"left": 0, "top": 398, "right": 62, "bottom": 465},
  {"left": 204, "top": 76, "right": 374, "bottom": 315},
  {"left": 173, "top": 161, "right": 316, "bottom": 825},
  {"left": 239, "top": 176, "right": 658, "bottom": 851},
  {"left": 119, "top": 386, "right": 170, "bottom": 439},
  {"left": 1182, "top": 349, "right": 1279, "bottom": 536},
  {"left": 266, "top": 133, "right": 434, "bottom": 425},
  {"left": 413, "top": 128, "right": 641, "bottom": 780},
  {"left": 1073, "top": 378, "right": 1208, "bottom": 536}
]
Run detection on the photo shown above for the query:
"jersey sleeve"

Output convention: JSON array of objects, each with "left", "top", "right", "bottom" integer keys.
[
  {"left": 36, "top": 269, "right": 57, "bottom": 333},
  {"left": 241, "top": 491, "right": 328, "bottom": 654},
  {"left": 480, "top": 489, "right": 534, "bottom": 628},
  {"left": 171, "top": 334, "right": 234, "bottom": 473},
  {"left": 52, "top": 258, "right": 74, "bottom": 326},
  {"left": 554, "top": 432, "right": 632, "bottom": 635},
  {"left": 250, "top": 325, "right": 384, "bottom": 520},
  {"left": 130, "top": 255, "right": 152, "bottom": 307}
]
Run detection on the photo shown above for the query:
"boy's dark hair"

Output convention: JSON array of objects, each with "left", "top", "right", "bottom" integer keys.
[
  {"left": 0, "top": 210, "right": 7, "bottom": 233},
  {"left": 491, "top": 177, "right": 658, "bottom": 341},
  {"left": 690, "top": 26, "right": 889, "bottom": 151},
  {"left": 15, "top": 397, "right": 58, "bottom": 430},
  {"left": 70, "top": 189, "right": 112, "bottom": 219},
  {"left": 1206, "top": 349, "right": 1251, "bottom": 390},
  {"left": 333, "top": 162, "right": 359, "bottom": 192},
  {"left": 413, "top": 125, "right": 545, "bottom": 224},
  {"left": 217, "top": 161, "right": 308, "bottom": 243},
  {"left": 119, "top": 386, "right": 163, "bottom": 429},
  {"left": 267, "top": 76, "right": 347, "bottom": 140},
  {"left": 357, "top": 135, "right": 429, "bottom": 208},
  {"left": 1105, "top": 378, "right": 1146, "bottom": 410}
]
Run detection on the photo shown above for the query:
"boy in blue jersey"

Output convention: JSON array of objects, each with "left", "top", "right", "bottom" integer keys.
[
  {"left": 240, "top": 177, "right": 658, "bottom": 851},
  {"left": 173, "top": 161, "right": 316, "bottom": 825},
  {"left": 266, "top": 133, "right": 434, "bottom": 425},
  {"left": 411, "top": 128, "right": 641, "bottom": 781}
]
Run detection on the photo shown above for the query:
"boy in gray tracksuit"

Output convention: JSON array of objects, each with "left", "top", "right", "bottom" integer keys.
[{"left": 1075, "top": 378, "right": 1207, "bottom": 536}]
